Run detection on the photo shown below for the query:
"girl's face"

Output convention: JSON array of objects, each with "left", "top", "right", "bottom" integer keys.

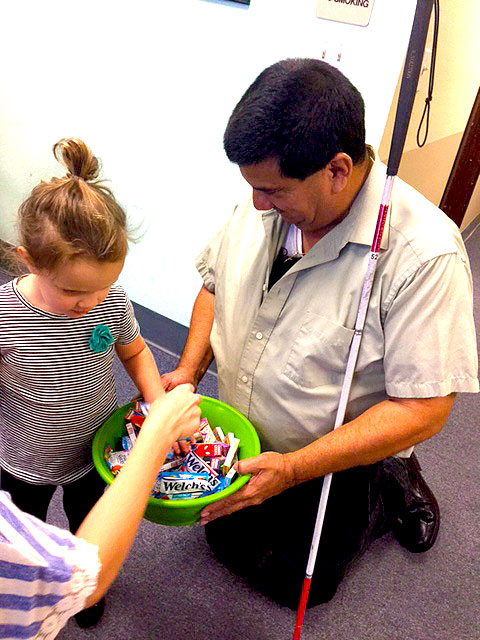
[{"left": 31, "top": 257, "right": 124, "bottom": 318}]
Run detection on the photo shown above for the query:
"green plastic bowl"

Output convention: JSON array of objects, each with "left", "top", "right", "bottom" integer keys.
[{"left": 92, "top": 396, "right": 261, "bottom": 526}]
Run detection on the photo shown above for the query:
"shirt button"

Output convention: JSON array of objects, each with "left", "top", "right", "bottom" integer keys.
[
  {"left": 256, "top": 332, "right": 263, "bottom": 340},
  {"left": 241, "top": 375, "right": 248, "bottom": 383}
]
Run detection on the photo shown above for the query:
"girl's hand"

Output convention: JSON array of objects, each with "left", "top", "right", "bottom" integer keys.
[{"left": 147, "top": 384, "right": 201, "bottom": 441}]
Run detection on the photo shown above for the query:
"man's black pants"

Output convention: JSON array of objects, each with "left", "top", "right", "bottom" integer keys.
[
  {"left": 205, "top": 462, "right": 387, "bottom": 609},
  {"left": 0, "top": 467, "right": 106, "bottom": 533}
]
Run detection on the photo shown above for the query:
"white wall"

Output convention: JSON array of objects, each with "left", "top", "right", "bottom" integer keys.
[{"left": 0, "top": 0, "right": 416, "bottom": 326}]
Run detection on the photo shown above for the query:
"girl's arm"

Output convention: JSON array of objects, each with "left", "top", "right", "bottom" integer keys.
[
  {"left": 116, "top": 335, "right": 164, "bottom": 403},
  {"left": 76, "top": 385, "right": 201, "bottom": 606}
]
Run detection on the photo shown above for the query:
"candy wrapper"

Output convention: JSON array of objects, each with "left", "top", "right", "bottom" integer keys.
[
  {"left": 134, "top": 400, "right": 150, "bottom": 416},
  {"left": 214, "top": 426, "right": 226, "bottom": 442},
  {"left": 158, "top": 472, "right": 212, "bottom": 496},
  {"left": 125, "top": 409, "right": 145, "bottom": 428},
  {"left": 107, "top": 450, "right": 129, "bottom": 475},
  {"left": 222, "top": 433, "right": 240, "bottom": 474},
  {"left": 125, "top": 422, "right": 137, "bottom": 446},
  {"left": 160, "top": 457, "right": 184, "bottom": 472},
  {"left": 199, "top": 418, "right": 216, "bottom": 443},
  {"left": 105, "top": 401, "right": 242, "bottom": 501},
  {"left": 182, "top": 451, "right": 219, "bottom": 477},
  {"left": 190, "top": 442, "right": 229, "bottom": 458},
  {"left": 224, "top": 466, "right": 237, "bottom": 487},
  {"left": 122, "top": 436, "right": 133, "bottom": 451}
]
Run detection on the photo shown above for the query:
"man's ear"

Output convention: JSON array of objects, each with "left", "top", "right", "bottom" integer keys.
[
  {"left": 16, "top": 246, "right": 37, "bottom": 274},
  {"left": 328, "top": 153, "right": 353, "bottom": 194}
]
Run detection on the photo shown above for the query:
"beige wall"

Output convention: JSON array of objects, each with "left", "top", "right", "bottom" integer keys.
[{"left": 378, "top": 0, "right": 480, "bottom": 231}]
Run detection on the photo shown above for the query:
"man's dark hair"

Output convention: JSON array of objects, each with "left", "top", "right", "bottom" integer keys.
[{"left": 224, "top": 58, "right": 366, "bottom": 180}]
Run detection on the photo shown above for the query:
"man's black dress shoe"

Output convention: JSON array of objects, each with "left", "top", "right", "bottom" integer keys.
[
  {"left": 74, "top": 597, "right": 105, "bottom": 628},
  {"left": 382, "top": 453, "right": 440, "bottom": 553}
]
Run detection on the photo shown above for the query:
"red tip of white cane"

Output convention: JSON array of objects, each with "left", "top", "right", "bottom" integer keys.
[{"left": 292, "top": 577, "right": 312, "bottom": 640}]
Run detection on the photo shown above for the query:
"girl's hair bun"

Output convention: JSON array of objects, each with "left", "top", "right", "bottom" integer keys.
[
  {"left": 17, "top": 137, "right": 130, "bottom": 271},
  {"left": 53, "top": 138, "right": 100, "bottom": 182}
]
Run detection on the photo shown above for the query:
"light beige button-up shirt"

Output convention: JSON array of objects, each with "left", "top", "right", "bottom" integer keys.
[{"left": 196, "top": 161, "right": 479, "bottom": 454}]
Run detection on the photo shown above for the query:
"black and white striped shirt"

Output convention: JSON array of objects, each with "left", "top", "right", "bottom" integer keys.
[{"left": 0, "top": 279, "right": 139, "bottom": 484}]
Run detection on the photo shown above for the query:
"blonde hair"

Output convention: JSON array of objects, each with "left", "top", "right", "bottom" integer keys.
[{"left": 18, "top": 138, "right": 129, "bottom": 271}]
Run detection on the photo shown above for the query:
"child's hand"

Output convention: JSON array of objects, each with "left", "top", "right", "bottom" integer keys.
[
  {"left": 147, "top": 384, "right": 201, "bottom": 441},
  {"left": 171, "top": 439, "right": 193, "bottom": 457}
]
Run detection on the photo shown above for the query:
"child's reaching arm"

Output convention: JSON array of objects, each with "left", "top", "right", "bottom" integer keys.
[
  {"left": 76, "top": 385, "right": 201, "bottom": 606},
  {"left": 0, "top": 386, "right": 201, "bottom": 634},
  {"left": 116, "top": 335, "right": 165, "bottom": 403}
]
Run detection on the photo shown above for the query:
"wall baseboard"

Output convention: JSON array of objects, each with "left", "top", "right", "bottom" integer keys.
[
  {"left": 461, "top": 212, "right": 480, "bottom": 244},
  {"left": 133, "top": 301, "right": 217, "bottom": 374},
  {"left": 132, "top": 300, "right": 187, "bottom": 359}
]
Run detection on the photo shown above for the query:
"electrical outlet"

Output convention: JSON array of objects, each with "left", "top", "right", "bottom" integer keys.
[{"left": 321, "top": 43, "right": 343, "bottom": 67}]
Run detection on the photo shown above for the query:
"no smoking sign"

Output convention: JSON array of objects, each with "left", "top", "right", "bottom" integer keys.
[{"left": 317, "top": 0, "right": 376, "bottom": 27}]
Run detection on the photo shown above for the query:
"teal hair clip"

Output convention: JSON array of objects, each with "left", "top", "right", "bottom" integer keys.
[{"left": 89, "top": 325, "right": 114, "bottom": 353}]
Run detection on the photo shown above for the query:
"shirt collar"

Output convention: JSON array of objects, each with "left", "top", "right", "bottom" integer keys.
[
  {"left": 346, "top": 159, "right": 390, "bottom": 250},
  {"left": 260, "top": 158, "right": 391, "bottom": 268}
]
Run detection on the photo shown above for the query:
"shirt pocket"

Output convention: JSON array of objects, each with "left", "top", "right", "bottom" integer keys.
[{"left": 282, "top": 311, "right": 354, "bottom": 388}]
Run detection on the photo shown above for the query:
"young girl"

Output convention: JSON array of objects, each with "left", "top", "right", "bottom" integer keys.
[{"left": 0, "top": 138, "right": 165, "bottom": 627}]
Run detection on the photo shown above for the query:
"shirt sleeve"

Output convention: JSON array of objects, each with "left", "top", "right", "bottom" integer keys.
[
  {"left": 116, "top": 287, "right": 141, "bottom": 346},
  {"left": 0, "top": 491, "right": 100, "bottom": 640},
  {"left": 195, "top": 211, "right": 237, "bottom": 294},
  {"left": 383, "top": 251, "right": 479, "bottom": 398}
]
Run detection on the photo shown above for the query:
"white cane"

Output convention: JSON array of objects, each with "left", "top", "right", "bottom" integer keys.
[{"left": 293, "top": 1, "right": 436, "bottom": 636}]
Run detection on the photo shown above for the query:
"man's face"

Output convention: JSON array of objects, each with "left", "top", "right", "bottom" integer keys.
[{"left": 240, "top": 158, "right": 341, "bottom": 234}]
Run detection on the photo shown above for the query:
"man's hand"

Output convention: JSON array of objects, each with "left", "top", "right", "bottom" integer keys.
[
  {"left": 161, "top": 366, "right": 197, "bottom": 392},
  {"left": 199, "top": 451, "right": 296, "bottom": 525}
]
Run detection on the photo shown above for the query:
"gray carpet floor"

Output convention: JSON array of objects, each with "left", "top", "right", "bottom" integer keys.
[{"left": 1, "top": 219, "right": 479, "bottom": 639}]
